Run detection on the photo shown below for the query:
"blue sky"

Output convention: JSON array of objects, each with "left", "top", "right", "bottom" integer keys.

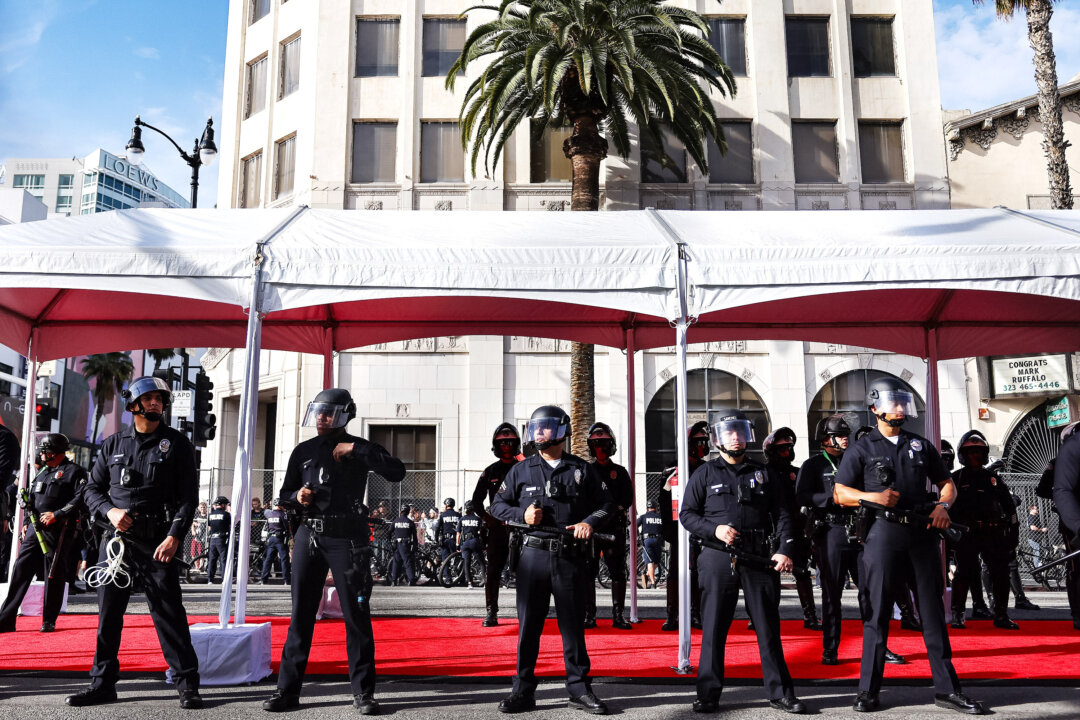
[{"left": 1, "top": 0, "right": 1078, "bottom": 205}]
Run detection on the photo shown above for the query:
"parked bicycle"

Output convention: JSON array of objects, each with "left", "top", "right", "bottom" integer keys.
[{"left": 438, "top": 550, "right": 486, "bottom": 588}]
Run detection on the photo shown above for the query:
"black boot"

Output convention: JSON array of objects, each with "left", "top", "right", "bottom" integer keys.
[
  {"left": 661, "top": 611, "right": 678, "bottom": 631},
  {"left": 583, "top": 611, "right": 597, "bottom": 629},
  {"left": 483, "top": 606, "right": 499, "bottom": 627},
  {"left": 950, "top": 609, "right": 966, "bottom": 629},
  {"left": 611, "top": 604, "right": 633, "bottom": 630},
  {"left": 802, "top": 602, "right": 822, "bottom": 631}
]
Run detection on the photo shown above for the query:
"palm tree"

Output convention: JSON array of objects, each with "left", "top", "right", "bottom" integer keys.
[
  {"left": 147, "top": 348, "right": 177, "bottom": 373},
  {"left": 81, "top": 352, "right": 134, "bottom": 444},
  {"left": 450, "top": 0, "right": 736, "bottom": 453},
  {"left": 974, "top": 1, "right": 1073, "bottom": 209}
]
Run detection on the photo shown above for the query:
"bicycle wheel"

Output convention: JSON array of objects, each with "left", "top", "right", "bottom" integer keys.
[
  {"left": 185, "top": 553, "right": 209, "bottom": 584},
  {"left": 439, "top": 552, "right": 465, "bottom": 588},
  {"left": 597, "top": 559, "right": 612, "bottom": 589},
  {"left": 467, "top": 555, "right": 487, "bottom": 587}
]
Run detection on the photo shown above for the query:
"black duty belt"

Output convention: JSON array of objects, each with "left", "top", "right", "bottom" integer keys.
[
  {"left": 876, "top": 510, "right": 912, "bottom": 525},
  {"left": 210, "top": 532, "right": 228, "bottom": 538},
  {"left": 523, "top": 534, "right": 584, "bottom": 557},
  {"left": 967, "top": 520, "right": 1003, "bottom": 529},
  {"left": 824, "top": 512, "right": 855, "bottom": 526},
  {"left": 304, "top": 515, "right": 365, "bottom": 538},
  {"left": 642, "top": 533, "right": 661, "bottom": 539}
]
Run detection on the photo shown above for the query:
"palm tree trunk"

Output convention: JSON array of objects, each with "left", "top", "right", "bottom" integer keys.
[
  {"left": 1027, "top": 1, "right": 1074, "bottom": 209},
  {"left": 564, "top": 116, "right": 609, "bottom": 455},
  {"left": 92, "top": 408, "right": 103, "bottom": 445}
]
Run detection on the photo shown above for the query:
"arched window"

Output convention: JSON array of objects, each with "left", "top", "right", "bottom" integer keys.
[
  {"left": 645, "top": 368, "right": 770, "bottom": 472},
  {"left": 807, "top": 370, "right": 924, "bottom": 452}
]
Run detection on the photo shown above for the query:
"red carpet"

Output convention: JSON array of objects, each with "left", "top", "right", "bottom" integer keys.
[{"left": 1, "top": 616, "right": 1077, "bottom": 681}]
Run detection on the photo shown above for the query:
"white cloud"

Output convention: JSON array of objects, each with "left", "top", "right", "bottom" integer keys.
[
  {"left": 936, "top": 4, "right": 1080, "bottom": 112},
  {"left": 134, "top": 46, "right": 160, "bottom": 60},
  {"left": 0, "top": 1, "right": 59, "bottom": 74}
]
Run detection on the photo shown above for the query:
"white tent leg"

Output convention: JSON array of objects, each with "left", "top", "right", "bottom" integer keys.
[
  {"left": 625, "top": 327, "right": 639, "bottom": 623},
  {"left": 7, "top": 341, "right": 37, "bottom": 583}
]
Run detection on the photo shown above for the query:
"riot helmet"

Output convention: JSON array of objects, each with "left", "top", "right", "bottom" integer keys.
[
  {"left": 866, "top": 377, "right": 917, "bottom": 428},
  {"left": 958, "top": 430, "right": 990, "bottom": 468},
  {"left": 708, "top": 410, "right": 754, "bottom": 460},
  {"left": 302, "top": 388, "right": 356, "bottom": 430},
  {"left": 123, "top": 376, "right": 172, "bottom": 422},
  {"left": 816, "top": 414, "right": 851, "bottom": 452},
  {"left": 763, "top": 427, "right": 797, "bottom": 464},
  {"left": 271, "top": 497, "right": 282, "bottom": 508},
  {"left": 525, "top": 405, "right": 571, "bottom": 451},
  {"left": 688, "top": 420, "right": 711, "bottom": 460},
  {"left": 647, "top": 497, "right": 660, "bottom": 511},
  {"left": 443, "top": 497, "right": 456, "bottom": 509},
  {"left": 586, "top": 422, "right": 617, "bottom": 459},
  {"left": 464, "top": 500, "right": 477, "bottom": 514},
  {"left": 1062, "top": 420, "right": 1080, "bottom": 442},
  {"left": 400, "top": 504, "right": 411, "bottom": 516},
  {"left": 940, "top": 440, "right": 955, "bottom": 472},
  {"left": 491, "top": 422, "right": 521, "bottom": 459},
  {"left": 854, "top": 425, "right": 875, "bottom": 442},
  {"left": 214, "top": 496, "right": 229, "bottom": 507},
  {"left": 38, "top": 432, "right": 71, "bottom": 458}
]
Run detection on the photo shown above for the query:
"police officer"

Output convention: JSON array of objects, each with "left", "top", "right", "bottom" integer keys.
[
  {"left": 0, "top": 420, "right": 19, "bottom": 583},
  {"left": 949, "top": 430, "right": 1019, "bottom": 630},
  {"left": 388, "top": 504, "right": 417, "bottom": 587},
  {"left": 940, "top": 440, "right": 956, "bottom": 473},
  {"left": 472, "top": 423, "right": 520, "bottom": 626},
  {"left": 67, "top": 376, "right": 203, "bottom": 709},
  {"left": 206, "top": 496, "right": 231, "bottom": 584},
  {"left": 264, "top": 388, "right": 405, "bottom": 715},
  {"left": 583, "top": 422, "right": 634, "bottom": 630},
  {"left": 680, "top": 411, "right": 807, "bottom": 714},
  {"left": 834, "top": 377, "right": 987, "bottom": 714},
  {"left": 459, "top": 500, "right": 484, "bottom": 588},
  {"left": 1053, "top": 420, "right": 1080, "bottom": 631},
  {"left": 764, "top": 427, "right": 821, "bottom": 631},
  {"left": 637, "top": 498, "right": 664, "bottom": 588},
  {"left": 489, "top": 405, "right": 614, "bottom": 715},
  {"left": 260, "top": 498, "right": 291, "bottom": 585},
  {"left": 0, "top": 433, "right": 86, "bottom": 633},
  {"left": 436, "top": 497, "right": 461, "bottom": 561},
  {"left": 660, "top": 421, "right": 707, "bottom": 631}
]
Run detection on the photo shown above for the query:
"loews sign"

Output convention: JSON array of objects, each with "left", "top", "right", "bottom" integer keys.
[
  {"left": 102, "top": 151, "right": 160, "bottom": 192},
  {"left": 990, "top": 354, "right": 1070, "bottom": 397}
]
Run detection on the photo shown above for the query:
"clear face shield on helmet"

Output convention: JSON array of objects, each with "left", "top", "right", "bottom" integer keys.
[
  {"left": 525, "top": 416, "right": 568, "bottom": 448},
  {"left": 871, "top": 390, "right": 918, "bottom": 420},
  {"left": 302, "top": 401, "right": 350, "bottom": 429},
  {"left": 709, "top": 418, "right": 755, "bottom": 453}
]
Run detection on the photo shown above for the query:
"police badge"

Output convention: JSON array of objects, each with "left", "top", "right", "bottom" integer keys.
[
  {"left": 574, "top": 468, "right": 582, "bottom": 485},
  {"left": 910, "top": 439, "right": 922, "bottom": 451},
  {"left": 159, "top": 438, "right": 172, "bottom": 454}
]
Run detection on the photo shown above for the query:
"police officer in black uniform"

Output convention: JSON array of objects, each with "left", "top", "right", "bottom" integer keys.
[
  {"left": 637, "top": 498, "right": 664, "bottom": 588},
  {"left": 263, "top": 388, "right": 405, "bottom": 715},
  {"left": 1053, "top": 420, "right": 1080, "bottom": 630},
  {"left": 436, "top": 497, "right": 461, "bottom": 561},
  {"left": 260, "top": 498, "right": 291, "bottom": 584},
  {"left": 834, "top": 378, "right": 987, "bottom": 715},
  {"left": 583, "top": 422, "right": 634, "bottom": 630},
  {"left": 660, "top": 421, "right": 707, "bottom": 631},
  {"left": 489, "top": 405, "right": 613, "bottom": 715},
  {"left": 764, "top": 427, "right": 821, "bottom": 631},
  {"left": 67, "top": 376, "right": 203, "bottom": 709},
  {"left": 680, "top": 411, "right": 807, "bottom": 714},
  {"left": 0, "top": 420, "right": 20, "bottom": 583},
  {"left": 949, "top": 430, "right": 1019, "bottom": 630},
  {"left": 940, "top": 440, "right": 955, "bottom": 473},
  {"left": 388, "top": 504, "right": 417, "bottom": 586},
  {"left": 459, "top": 500, "right": 484, "bottom": 588},
  {"left": 472, "top": 423, "right": 520, "bottom": 626},
  {"left": 0, "top": 433, "right": 86, "bottom": 633},
  {"left": 206, "top": 496, "right": 231, "bottom": 584}
]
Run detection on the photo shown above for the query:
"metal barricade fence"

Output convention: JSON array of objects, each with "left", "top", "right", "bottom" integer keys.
[{"left": 998, "top": 472, "right": 1067, "bottom": 587}]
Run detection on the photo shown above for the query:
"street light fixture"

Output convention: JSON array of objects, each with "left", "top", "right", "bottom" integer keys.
[{"left": 125, "top": 115, "right": 218, "bottom": 208}]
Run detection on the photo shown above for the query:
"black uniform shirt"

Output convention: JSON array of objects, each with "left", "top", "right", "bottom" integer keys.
[
  {"left": 489, "top": 452, "right": 614, "bottom": 537},
  {"left": 280, "top": 431, "right": 406, "bottom": 516},
  {"left": 391, "top": 516, "right": 415, "bottom": 542},
  {"left": 30, "top": 459, "right": 87, "bottom": 518},
  {"left": 436, "top": 509, "right": 461, "bottom": 541},
  {"left": 951, "top": 466, "right": 1012, "bottom": 524},
  {"left": 1054, "top": 433, "right": 1080, "bottom": 536},
  {"left": 834, "top": 427, "right": 949, "bottom": 511},
  {"left": 795, "top": 452, "right": 843, "bottom": 510},
  {"left": 637, "top": 510, "right": 664, "bottom": 537},
  {"left": 590, "top": 459, "right": 633, "bottom": 526},
  {"left": 679, "top": 458, "right": 795, "bottom": 551},
  {"left": 472, "top": 459, "right": 517, "bottom": 510},
  {"left": 460, "top": 512, "right": 483, "bottom": 540},
  {"left": 264, "top": 508, "right": 289, "bottom": 537},
  {"left": 84, "top": 424, "right": 198, "bottom": 540},
  {"left": 208, "top": 509, "right": 231, "bottom": 537}
]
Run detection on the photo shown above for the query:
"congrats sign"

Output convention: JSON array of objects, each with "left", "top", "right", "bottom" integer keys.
[{"left": 991, "top": 354, "right": 1069, "bottom": 396}]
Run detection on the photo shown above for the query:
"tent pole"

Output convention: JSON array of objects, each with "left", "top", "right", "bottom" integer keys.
[
  {"left": 323, "top": 327, "right": 334, "bottom": 389},
  {"left": 625, "top": 326, "right": 639, "bottom": 623},
  {"left": 925, "top": 327, "right": 941, "bottom": 448},
  {"left": 674, "top": 242, "right": 693, "bottom": 674},
  {"left": 8, "top": 335, "right": 37, "bottom": 583}
]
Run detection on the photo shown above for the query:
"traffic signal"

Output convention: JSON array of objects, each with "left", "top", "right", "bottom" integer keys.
[
  {"left": 193, "top": 371, "right": 216, "bottom": 447},
  {"left": 35, "top": 396, "right": 56, "bottom": 431}
]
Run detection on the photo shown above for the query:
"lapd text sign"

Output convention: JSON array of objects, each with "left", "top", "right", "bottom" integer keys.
[
  {"left": 991, "top": 354, "right": 1069, "bottom": 397},
  {"left": 172, "top": 390, "right": 193, "bottom": 416}
]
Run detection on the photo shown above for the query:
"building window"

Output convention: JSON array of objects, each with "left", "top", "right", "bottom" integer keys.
[
  {"left": 859, "top": 121, "right": 905, "bottom": 183},
  {"left": 792, "top": 121, "right": 839, "bottom": 183},
  {"left": 422, "top": 18, "right": 465, "bottom": 77},
  {"left": 707, "top": 18, "right": 747, "bottom": 77},
  {"left": 641, "top": 133, "right": 688, "bottom": 183},
  {"left": 57, "top": 174, "right": 74, "bottom": 188},
  {"left": 529, "top": 123, "right": 572, "bottom": 183},
  {"left": 420, "top": 122, "right": 464, "bottom": 183},
  {"left": 279, "top": 35, "right": 301, "bottom": 99},
  {"left": 808, "top": 370, "right": 924, "bottom": 452},
  {"left": 367, "top": 425, "right": 437, "bottom": 512},
  {"left": 352, "top": 122, "right": 397, "bottom": 183},
  {"left": 851, "top": 18, "right": 896, "bottom": 77},
  {"left": 245, "top": 56, "right": 267, "bottom": 118},
  {"left": 240, "top": 152, "right": 263, "bottom": 208},
  {"left": 274, "top": 135, "right": 296, "bottom": 199},
  {"left": 250, "top": 0, "right": 270, "bottom": 25},
  {"left": 12, "top": 174, "right": 45, "bottom": 196},
  {"left": 356, "top": 18, "right": 400, "bottom": 77},
  {"left": 707, "top": 121, "right": 754, "bottom": 183},
  {"left": 786, "top": 17, "right": 830, "bottom": 77}
]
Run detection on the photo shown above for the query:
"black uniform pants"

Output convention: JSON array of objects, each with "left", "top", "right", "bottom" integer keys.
[
  {"left": 666, "top": 538, "right": 701, "bottom": 620},
  {"left": 951, "top": 528, "right": 1010, "bottom": 615},
  {"left": 696, "top": 547, "right": 795, "bottom": 702},
  {"left": 207, "top": 536, "right": 228, "bottom": 582},
  {"left": 278, "top": 525, "right": 375, "bottom": 696},
  {"left": 461, "top": 537, "right": 483, "bottom": 583},
  {"left": 440, "top": 538, "right": 457, "bottom": 562},
  {"left": 813, "top": 524, "right": 869, "bottom": 654},
  {"left": 859, "top": 521, "right": 960, "bottom": 696},
  {"left": 90, "top": 536, "right": 199, "bottom": 692},
  {"left": 388, "top": 540, "right": 415, "bottom": 585},
  {"left": 1062, "top": 524, "right": 1080, "bottom": 622},
  {"left": 485, "top": 525, "right": 510, "bottom": 610},
  {"left": 514, "top": 545, "right": 591, "bottom": 698},
  {"left": 0, "top": 526, "right": 72, "bottom": 630},
  {"left": 261, "top": 535, "right": 291, "bottom": 583},
  {"left": 585, "top": 534, "right": 627, "bottom": 616},
  {"left": 792, "top": 535, "right": 818, "bottom": 613}
]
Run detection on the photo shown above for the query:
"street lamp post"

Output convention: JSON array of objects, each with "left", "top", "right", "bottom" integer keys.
[{"left": 125, "top": 116, "right": 218, "bottom": 208}]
